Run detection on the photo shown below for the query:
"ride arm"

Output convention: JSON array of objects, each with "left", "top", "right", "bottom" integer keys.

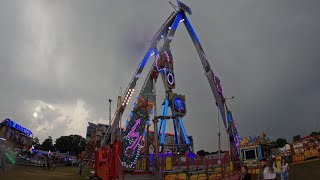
[
  {"left": 182, "top": 13, "right": 227, "bottom": 128},
  {"left": 101, "top": 12, "right": 178, "bottom": 146},
  {"left": 182, "top": 12, "right": 240, "bottom": 161}
]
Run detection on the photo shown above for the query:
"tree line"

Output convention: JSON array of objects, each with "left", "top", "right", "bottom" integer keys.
[{"left": 32, "top": 135, "right": 86, "bottom": 156}]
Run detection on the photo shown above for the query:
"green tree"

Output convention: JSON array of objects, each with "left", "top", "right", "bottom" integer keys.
[
  {"left": 197, "top": 150, "right": 207, "bottom": 156},
  {"left": 275, "top": 138, "right": 287, "bottom": 148},
  {"left": 292, "top": 135, "right": 301, "bottom": 142},
  {"left": 310, "top": 131, "right": 320, "bottom": 136},
  {"left": 55, "top": 135, "right": 85, "bottom": 156},
  {"left": 41, "top": 136, "right": 53, "bottom": 151},
  {"left": 32, "top": 137, "right": 41, "bottom": 149}
]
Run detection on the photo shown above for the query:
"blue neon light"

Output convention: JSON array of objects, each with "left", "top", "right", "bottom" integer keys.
[
  {"left": 160, "top": 100, "right": 169, "bottom": 145},
  {"left": 153, "top": 49, "right": 159, "bottom": 56},
  {"left": 5, "top": 119, "right": 32, "bottom": 137},
  {"left": 173, "top": 119, "right": 180, "bottom": 146},
  {"left": 139, "top": 48, "right": 153, "bottom": 72},
  {"left": 227, "top": 112, "right": 233, "bottom": 123},
  {"left": 258, "top": 145, "right": 262, "bottom": 159},
  {"left": 183, "top": 15, "right": 200, "bottom": 44},
  {"left": 171, "top": 13, "right": 182, "bottom": 31},
  {"left": 173, "top": 97, "right": 185, "bottom": 113},
  {"left": 158, "top": 103, "right": 166, "bottom": 136},
  {"left": 125, "top": 120, "right": 129, "bottom": 128},
  {"left": 178, "top": 117, "right": 190, "bottom": 145}
]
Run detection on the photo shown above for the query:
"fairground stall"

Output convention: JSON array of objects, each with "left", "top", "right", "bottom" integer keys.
[
  {"left": 291, "top": 135, "right": 320, "bottom": 163},
  {"left": 0, "top": 118, "right": 33, "bottom": 164}
]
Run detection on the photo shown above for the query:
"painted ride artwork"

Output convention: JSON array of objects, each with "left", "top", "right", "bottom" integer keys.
[
  {"left": 239, "top": 133, "right": 272, "bottom": 168},
  {"left": 291, "top": 135, "right": 320, "bottom": 162}
]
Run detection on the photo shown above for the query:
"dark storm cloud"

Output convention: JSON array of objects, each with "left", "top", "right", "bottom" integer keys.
[{"left": 0, "top": 0, "right": 319, "bottom": 151}]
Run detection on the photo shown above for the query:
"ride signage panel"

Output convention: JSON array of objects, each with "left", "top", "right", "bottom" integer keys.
[{"left": 6, "top": 119, "right": 32, "bottom": 137}]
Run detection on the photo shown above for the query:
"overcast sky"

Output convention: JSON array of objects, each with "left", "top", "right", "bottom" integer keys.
[{"left": 0, "top": 0, "right": 320, "bottom": 152}]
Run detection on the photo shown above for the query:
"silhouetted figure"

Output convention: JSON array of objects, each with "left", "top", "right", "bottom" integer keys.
[
  {"left": 1, "top": 152, "right": 6, "bottom": 173},
  {"left": 47, "top": 159, "right": 50, "bottom": 171},
  {"left": 78, "top": 163, "right": 83, "bottom": 175},
  {"left": 239, "top": 165, "right": 251, "bottom": 180}
]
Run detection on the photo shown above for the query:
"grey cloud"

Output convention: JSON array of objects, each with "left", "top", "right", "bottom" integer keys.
[{"left": 0, "top": 0, "right": 320, "bottom": 150}]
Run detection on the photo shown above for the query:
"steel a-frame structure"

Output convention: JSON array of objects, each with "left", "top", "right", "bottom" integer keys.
[{"left": 97, "top": 1, "right": 240, "bottom": 178}]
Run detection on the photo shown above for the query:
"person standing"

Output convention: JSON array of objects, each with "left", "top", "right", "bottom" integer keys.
[
  {"left": 47, "top": 159, "right": 50, "bottom": 171},
  {"left": 78, "top": 162, "right": 83, "bottom": 175},
  {"left": 257, "top": 158, "right": 267, "bottom": 180},
  {"left": 239, "top": 165, "right": 251, "bottom": 180},
  {"left": 263, "top": 159, "right": 278, "bottom": 180},
  {"left": 280, "top": 159, "right": 289, "bottom": 180}
]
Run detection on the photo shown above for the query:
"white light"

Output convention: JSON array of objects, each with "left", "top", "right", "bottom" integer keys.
[
  {"left": 122, "top": 103, "right": 125, "bottom": 106},
  {"left": 161, "top": 35, "right": 163, "bottom": 38},
  {"left": 168, "top": 27, "right": 171, "bottom": 30},
  {"left": 33, "top": 112, "right": 38, "bottom": 118}
]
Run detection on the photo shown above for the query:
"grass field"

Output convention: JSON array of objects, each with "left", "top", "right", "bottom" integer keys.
[
  {"left": 288, "top": 159, "right": 320, "bottom": 180},
  {"left": 0, "top": 159, "right": 319, "bottom": 179},
  {"left": 0, "top": 164, "right": 90, "bottom": 180}
]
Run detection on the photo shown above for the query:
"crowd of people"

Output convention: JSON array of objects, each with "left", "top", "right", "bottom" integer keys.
[{"left": 239, "top": 156, "right": 290, "bottom": 180}]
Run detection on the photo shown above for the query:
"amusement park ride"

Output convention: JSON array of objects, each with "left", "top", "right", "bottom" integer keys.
[{"left": 95, "top": 1, "right": 241, "bottom": 179}]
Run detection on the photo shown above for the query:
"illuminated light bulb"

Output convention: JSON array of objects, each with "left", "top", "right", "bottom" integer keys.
[
  {"left": 160, "top": 35, "right": 163, "bottom": 38},
  {"left": 122, "top": 103, "right": 125, "bottom": 106},
  {"left": 168, "top": 27, "right": 171, "bottom": 30}
]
